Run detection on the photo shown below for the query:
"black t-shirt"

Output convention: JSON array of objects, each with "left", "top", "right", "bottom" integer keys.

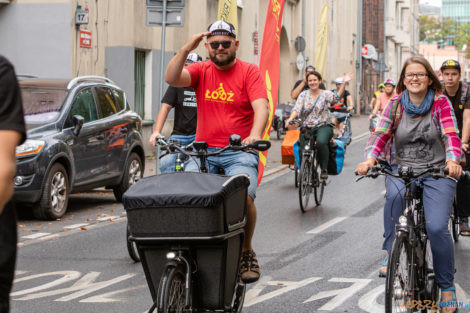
[
  {"left": 330, "top": 89, "right": 350, "bottom": 111},
  {"left": 0, "top": 55, "right": 25, "bottom": 302},
  {"left": 161, "top": 86, "right": 197, "bottom": 136},
  {"left": 292, "top": 79, "right": 326, "bottom": 97},
  {"left": 444, "top": 82, "right": 470, "bottom": 133},
  {"left": 0, "top": 56, "right": 26, "bottom": 143}
]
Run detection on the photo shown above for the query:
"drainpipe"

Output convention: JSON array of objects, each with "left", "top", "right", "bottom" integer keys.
[
  {"left": 301, "top": 0, "right": 306, "bottom": 79},
  {"left": 356, "top": 0, "right": 362, "bottom": 115},
  {"left": 156, "top": 0, "right": 168, "bottom": 174}
]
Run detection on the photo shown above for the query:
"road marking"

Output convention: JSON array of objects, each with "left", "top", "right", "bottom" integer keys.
[
  {"left": 12, "top": 271, "right": 82, "bottom": 297},
  {"left": 14, "top": 271, "right": 136, "bottom": 301},
  {"left": 351, "top": 131, "right": 370, "bottom": 143},
  {"left": 79, "top": 284, "right": 147, "bottom": 303},
  {"left": 63, "top": 223, "right": 89, "bottom": 230},
  {"left": 358, "top": 284, "right": 385, "bottom": 313},
  {"left": 96, "top": 215, "right": 120, "bottom": 221},
  {"left": 21, "top": 232, "right": 51, "bottom": 239},
  {"left": 244, "top": 276, "right": 321, "bottom": 307},
  {"left": 303, "top": 278, "right": 371, "bottom": 310},
  {"left": 306, "top": 217, "right": 347, "bottom": 234}
]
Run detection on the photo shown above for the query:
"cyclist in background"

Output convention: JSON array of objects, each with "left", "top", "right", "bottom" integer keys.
[
  {"left": 370, "top": 79, "right": 397, "bottom": 119},
  {"left": 285, "top": 71, "right": 352, "bottom": 180},
  {"left": 369, "top": 83, "right": 385, "bottom": 111},
  {"left": 291, "top": 65, "right": 326, "bottom": 101},
  {"left": 441, "top": 59, "right": 470, "bottom": 234},
  {"left": 357, "top": 56, "right": 461, "bottom": 313},
  {"left": 330, "top": 76, "right": 354, "bottom": 136},
  {"left": 164, "top": 20, "right": 269, "bottom": 284},
  {"left": 149, "top": 53, "right": 201, "bottom": 173}
]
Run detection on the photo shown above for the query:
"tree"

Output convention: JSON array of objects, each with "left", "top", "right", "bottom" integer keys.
[
  {"left": 419, "top": 15, "right": 441, "bottom": 42},
  {"left": 455, "top": 23, "right": 470, "bottom": 51}
]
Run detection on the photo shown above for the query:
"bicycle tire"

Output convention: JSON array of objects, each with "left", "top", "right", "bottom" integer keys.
[
  {"left": 231, "top": 278, "right": 246, "bottom": 313},
  {"left": 313, "top": 158, "right": 325, "bottom": 205},
  {"left": 157, "top": 264, "right": 189, "bottom": 313},
  {"left": 126, "top": 224, "right": 140, "bottom": 262},
  {"left": 299, "top": 156, "right": 312, "bottom": 213},
  {"left": 385, "top": 232, "right": 413, "bottom": 313},
  {"left": 294, "top": 161, "right": 299, "bottom": 188}
]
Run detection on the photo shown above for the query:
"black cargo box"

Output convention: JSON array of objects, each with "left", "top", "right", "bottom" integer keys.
[{"left": 123, "top": 172, "right": 249, "bottom": 237}]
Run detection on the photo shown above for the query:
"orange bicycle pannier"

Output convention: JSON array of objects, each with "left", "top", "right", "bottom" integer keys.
[{"left": 281, "top": 130, "right": 300, "bottom": 165}]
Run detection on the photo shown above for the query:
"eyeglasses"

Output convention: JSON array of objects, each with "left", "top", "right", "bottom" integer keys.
[
  {"left": 208, "top": 40, "right": 234, "bottom": 49},
  {"left": 404, "top": 72, "right": 428, "bottom": 80}
]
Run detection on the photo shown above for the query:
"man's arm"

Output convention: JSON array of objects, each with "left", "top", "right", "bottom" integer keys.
[
  {"left": 164, "top": 32, "right": 209, "bottom": 87},
  {"left": 149, "top": 103, "right": 173, "bottom": 146},
  {"left": 243, "top": 98, "right": 269, "bottom": 144},
  {"left": 346, "top": 95, "right": 354, "bottom": 111},
  {"left": 291, "top": 80, "right": 306, "bottom": 100},
  {"left": 461, "top": 108, "right": 470, "bottom": 152},
  {"left": 0, "top": 130, "right": 21, "bottom": 214}
]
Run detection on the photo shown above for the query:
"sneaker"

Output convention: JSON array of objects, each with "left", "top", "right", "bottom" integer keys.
[
  {"left": 320, "top": 170, "right": 328, "bottom": 180},
  {"left": 240, "top": 250, "right": 260, "bottom": 284},
  {"left": 379, "top": 255, "right": 389, "bottom": 278}
]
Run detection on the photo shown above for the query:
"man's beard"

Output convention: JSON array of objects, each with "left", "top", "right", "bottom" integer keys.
[{"left": 210, "top": 50, "right": 236, "bottom": 66}]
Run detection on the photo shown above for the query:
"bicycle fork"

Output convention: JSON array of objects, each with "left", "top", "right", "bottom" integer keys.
[{"left": 166, "top": 250, "right": 193, "bottom": 309}]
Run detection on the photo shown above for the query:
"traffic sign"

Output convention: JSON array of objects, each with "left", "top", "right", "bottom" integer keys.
[
  {"left": 146, "top": 7, "right": 184, "bottom": 27},
  {"left": 146, "top": 0, "right": 184, "bottom": 7}
]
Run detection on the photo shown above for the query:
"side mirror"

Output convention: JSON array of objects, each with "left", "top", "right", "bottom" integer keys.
[{"left": 72, "top": 115, "right": 84, "bottom": 136}]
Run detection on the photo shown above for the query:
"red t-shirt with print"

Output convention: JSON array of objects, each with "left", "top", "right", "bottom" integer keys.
[{"left": 186, "top": 59, "right": 267, "bottom": 147}]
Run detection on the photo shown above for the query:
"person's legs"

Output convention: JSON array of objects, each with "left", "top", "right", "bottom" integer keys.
[
  {"left": 0, "top": 202, "right": 17, "bottom": 313},
  {"left": 158, "top": 134, "right": 196, "bottom": 173},
  {"left": 421, "top": 177, "right": 456, "bottom": 288},
  {"left": 221, "top": 150, "right": 260, "bottom": 283},
  {"left": 315, "top": 125, "right": 333, "bottom": 171},
  {"left": 421, "top": 177, "right": 457, "bottom": 312},
  {"left": 380, "top": 166, "right": 405, "bottom": 276}
]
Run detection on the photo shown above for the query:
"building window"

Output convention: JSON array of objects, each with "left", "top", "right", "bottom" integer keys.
[{"left": 134, "top": 50, "right": 146, "bottom": 118}]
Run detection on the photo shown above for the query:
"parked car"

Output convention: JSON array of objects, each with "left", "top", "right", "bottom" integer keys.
[{"left": 14, "top": 76, "right": 145, "bottom": 220}]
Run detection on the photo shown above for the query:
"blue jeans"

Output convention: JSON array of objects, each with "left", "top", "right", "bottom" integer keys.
[
  {"left": 383, "top": 164, "right": 456, "bottom": 289},
  {"left": 185, "top": 149, "right": 259, "bottom": 199},
  {"left": 159, "top": 134, "right": 196, "bottom": 173}
]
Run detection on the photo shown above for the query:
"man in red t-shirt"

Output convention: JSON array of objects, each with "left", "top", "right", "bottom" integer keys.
[{"left": 165, "top": 20, "right": 269, "bottom": 283}]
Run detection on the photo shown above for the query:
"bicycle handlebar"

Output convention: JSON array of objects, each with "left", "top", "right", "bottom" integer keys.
[
  {"left": 355, "top": 164, "right": 469, "bottom": 182},
  {"left": 156, "top": 135, "right": 271, "bottom": 159}
]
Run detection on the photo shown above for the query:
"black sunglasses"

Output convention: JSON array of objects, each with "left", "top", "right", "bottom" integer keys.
[{"left": 208, "top": 40, "right": 233, "bottom": 49}]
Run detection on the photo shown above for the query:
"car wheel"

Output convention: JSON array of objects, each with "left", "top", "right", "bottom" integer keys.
[
  {"left": 113, "top": 152, "right": 143, "bottom": 202},
  {"left": 34, "top": 163, "right": 69, "bottom": 220}
]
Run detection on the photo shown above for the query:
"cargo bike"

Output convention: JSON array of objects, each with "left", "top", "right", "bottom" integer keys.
[{"left": 123, "top": 135, "right": 270, "bottom": 313}]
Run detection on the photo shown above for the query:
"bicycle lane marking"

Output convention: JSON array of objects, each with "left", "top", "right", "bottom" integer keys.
[{"left": 306, "top": 217, "right": 347, "bottom": 234}]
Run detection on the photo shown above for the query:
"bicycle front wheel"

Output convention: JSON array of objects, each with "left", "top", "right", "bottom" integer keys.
[
  {"left": 385, "top": 232, "right": 413, "bottom": 313},
  {"left": 294, "top": 161, "right": 299, "bottom": 188},
  {"left": 313, "top": 158, "right": 325, "bottom": 206},
  {"left": 299, "top": 156, "right": 312, "bottom": 213},
  {"left": 157, "top": 265, "right": 190, "bottom": 313}
]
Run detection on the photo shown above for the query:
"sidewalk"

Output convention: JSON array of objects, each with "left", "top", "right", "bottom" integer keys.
[{"left": 143, "top": 114, "right": 371, "bottom": 178}]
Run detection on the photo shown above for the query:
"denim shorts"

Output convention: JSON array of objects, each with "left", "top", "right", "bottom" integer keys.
[
  {"left": 159, "top": 134, "right": 196, "bottom": 173},
  {"left": 185, "top": 149, "right": 259, "bottom": 199},
  {"left": 330, "top": 111, "right": 348, "bottom": 123}
]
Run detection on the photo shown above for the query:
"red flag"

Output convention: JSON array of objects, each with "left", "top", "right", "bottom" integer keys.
[{"left": 257, "top": 0, "right": 285, "bottom": 185}]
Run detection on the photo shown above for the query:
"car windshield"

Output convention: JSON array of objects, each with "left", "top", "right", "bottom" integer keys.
[{"left": 21, "top": 87, "right": 67, "bottom": 125}]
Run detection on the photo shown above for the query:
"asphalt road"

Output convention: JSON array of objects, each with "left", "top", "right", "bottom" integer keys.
[{"left": 11, "top": 134, "right": 470, "bottom": 313}]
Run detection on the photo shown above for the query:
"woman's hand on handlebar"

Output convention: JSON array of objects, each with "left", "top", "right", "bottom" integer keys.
[
  {"left": 445, "top": 160, "right": 462, "bottom": 178},
  {"left": 356, "top": 158, "right": 376, "bottom": 176}
]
